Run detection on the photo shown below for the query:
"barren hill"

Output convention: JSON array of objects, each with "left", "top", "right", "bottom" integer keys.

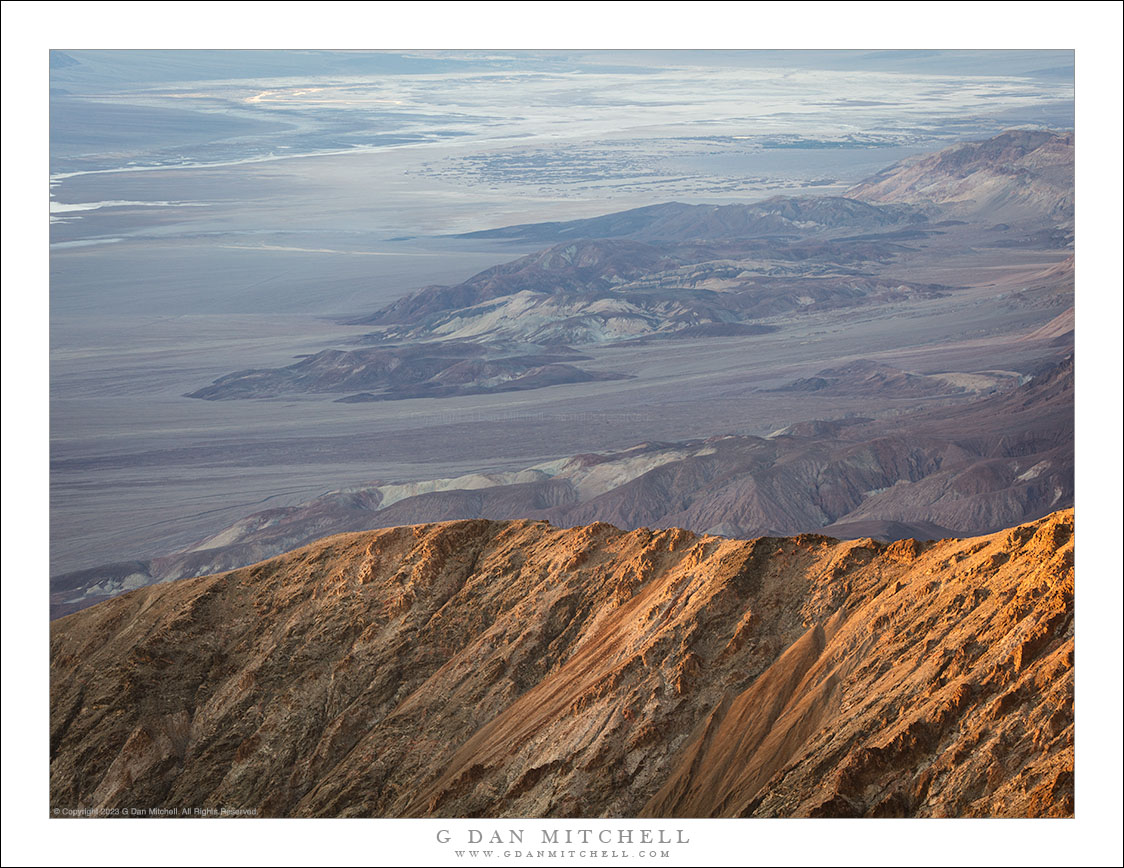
[
  {"left": 51, "top": 510, "right": 1073, "bottom": 818},
  {"left": 847, "top": 129, "right": 1073, "bottom": 223}
]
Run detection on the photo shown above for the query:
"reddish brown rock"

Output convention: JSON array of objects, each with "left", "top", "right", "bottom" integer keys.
[{"left": 50, "top": 511, "right": 1074, "bottom": 818}]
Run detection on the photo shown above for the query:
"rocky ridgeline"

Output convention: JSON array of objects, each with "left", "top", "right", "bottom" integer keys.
[{"left": 51, "top": 510, "right": 1073, "bottom": 817}]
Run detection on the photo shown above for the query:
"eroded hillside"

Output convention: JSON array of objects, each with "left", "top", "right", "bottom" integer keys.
[{"left": 51, "top": 510, "right": 1073, "bottom": 818}]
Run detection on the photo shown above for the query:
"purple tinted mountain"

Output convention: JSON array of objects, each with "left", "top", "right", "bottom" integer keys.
[
  {"left": 189, "top": 232, "right": 948, "bottom": 400},
  {"left": 186, "top": 131, "right": 1071, "bottom": 400},
  {"left": 847, "top": 129, "right": 1073, "bottom": 224},
  {"left": 188, "top": 341, "right": 627, "bottom": 402},
  {"left": 362, "top": 239, "right": 683, "bottom": 325},
  {"left": 57, "top": 356, "right": 1072, "bottom": 618},
  {"left": 50, "top": 509, "right": 1074, "bottom": 817},
  {"left": 453, "top": 196, "right": 927, "bottom": 244},
  {"left": 348, "top": 236, "right": 946, "bottom": 347},
  {"left": 771, "top": 359, "right": 1021, "bottom": 398}
]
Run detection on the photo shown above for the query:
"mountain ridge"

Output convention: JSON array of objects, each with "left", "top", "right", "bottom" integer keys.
[
  {"left": 452, "top": 196, "right": 928, "bottom": 245},
  {"left": 847, "top": 129, "right": 1073, "bottom": 223},
  {"left": 56, "top": 355, "right": 1072, "bottom": 618},
  {"left": 50, "top": 509, "right": 1075, "bottom": 817},
  {"left": 185, "top": 131, "right": 1072, "bottom": 401}
]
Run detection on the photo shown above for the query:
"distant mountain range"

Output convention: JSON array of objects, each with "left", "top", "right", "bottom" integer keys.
[
  {"left": 452, "top": 196, "right": 927, "bottom": 244},
  {"left": 56, "top": 355, "right": 1072, "bottom": 618},
  {"left": 55, "top": 130, "right": 1075, "bottom": 617},
  {"left": 187, "top": 130, "right": 1073, "bottom": 402},
  {"left": 347, "top": 233, "right": 946, "bottom": 349},
  {"left": 190, "top": 216, "right": 944, "bottom": 400}
]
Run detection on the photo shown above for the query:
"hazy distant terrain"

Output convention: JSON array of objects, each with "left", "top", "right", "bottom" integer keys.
[
  {"left": 50, "top": 50, "right": 1073, "bottom": 598},
  {"left": 52, "top": 352, "right": 1073, "bottom": 618},
  {"left": 51, "top": 126, "right": 1075, "bottom": 615}
]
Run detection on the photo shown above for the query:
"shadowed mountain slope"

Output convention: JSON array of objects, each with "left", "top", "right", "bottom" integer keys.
[{"left": 187, "top": 341, "right": 627, "bottom": 402}]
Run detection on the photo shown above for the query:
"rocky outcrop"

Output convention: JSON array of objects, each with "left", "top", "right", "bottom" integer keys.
[{"left": 51, "top": 510, "right": 1074, "bottom": 817}]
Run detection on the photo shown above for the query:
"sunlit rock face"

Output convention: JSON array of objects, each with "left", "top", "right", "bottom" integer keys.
[{"left": 51, "top": 510, "right": 1073, "bottom": 818}]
